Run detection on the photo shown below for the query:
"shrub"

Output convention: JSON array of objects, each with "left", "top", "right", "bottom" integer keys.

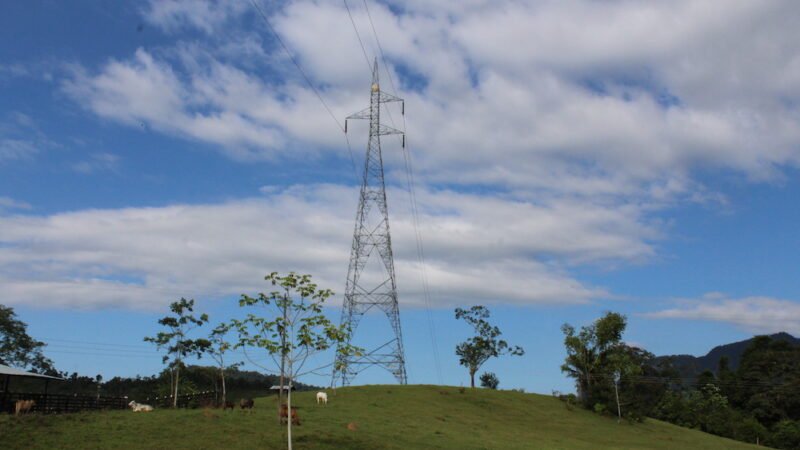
[{"left": 479, "top": 372, "right": 499, "bottom": 390}]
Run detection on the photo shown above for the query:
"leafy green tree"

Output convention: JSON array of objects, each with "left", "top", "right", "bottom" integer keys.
[
  {"left": 733, "top": 336, "right": 800, "bottom": 427},
  {"left": 767, "top": 419, "right": 800, "bottom": 450},
  {"left": 0, "top": 304, "right": 55, "bottom": 374},
  {"left": 144, "top": 298, "right": 209, "bottom": 408},
  {"left": 479, "top": 372, "right": 499, "bottom": 389},
  {"left": 454, "top": 305, "right": 524, "bottom": 388},
  {"left": 233, "top": 272, "right": 360, "bottom": 450},
  {"left": 560, "top": 312, "right": 627, "bottom": 407},
  {"left": 200, "top": 323, "right": 241, "bottom": 406}
]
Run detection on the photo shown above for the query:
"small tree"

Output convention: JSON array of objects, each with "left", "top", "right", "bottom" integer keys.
[
  {"left": 233, "top": 272, "right": 359, "bottom": 450},
  {"left": 201, "top": 323, "right": 240, "bottom": 406},
  {"left": 455, "top": 305, "right": 524, "bottom": 388},
  {"left": 144, "top": 298, "right": 209, "bottom": 408},
  {"left": 0, "top": 304, "right": 56, "bottom": 374},
  {"left": 480, "top": 372, "right": 500, "bottom": 389}
]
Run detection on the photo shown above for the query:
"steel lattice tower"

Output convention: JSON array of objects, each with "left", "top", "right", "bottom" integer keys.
[{"left": 333, "top": 60, "right": 407, "bottom": 386}]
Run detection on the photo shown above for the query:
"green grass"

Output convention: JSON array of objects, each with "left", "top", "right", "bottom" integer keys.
[{"left": 1, "top": 385, "right": 762, "bottom": 449}]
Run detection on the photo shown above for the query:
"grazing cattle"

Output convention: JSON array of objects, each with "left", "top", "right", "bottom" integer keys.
[
  {"left": 316, "top": 391, "right": 328, "bottom": 405},
  {"left": 127, "top": 400, "right": 154, "bottom": 412},
  {"left": 222, "top": 401, "right": 235, "bottom": 411},
  {"left": 279, "top": 404, "right": 300, "bottom": 425},
  {"left": 240, "top": 398, "right": 254, "bottom": 412},
  {"left": 15, "top": 400, "right": 35, "bottom": 415}
]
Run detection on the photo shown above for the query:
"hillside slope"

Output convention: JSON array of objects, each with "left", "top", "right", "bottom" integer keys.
[{"left": 1, "top": 385, "right": 761, "bottom": 449}]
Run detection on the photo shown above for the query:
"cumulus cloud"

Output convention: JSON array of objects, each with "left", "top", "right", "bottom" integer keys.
[
  {"left": 63, "top": 1, "right": 800, "bottom": 197},
  {"left": 0, "top": 184, "right": 658, "bottom": 310},
  {"left": 644, "top": 294, "right": 800, "bottom": 335},
  {"left": 45, "top": 0, "right": 800, "bottom": 312}
]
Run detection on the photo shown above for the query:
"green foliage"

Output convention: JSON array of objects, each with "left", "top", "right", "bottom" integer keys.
[
  {"left": 0, "top": 303, "right": 55, "bottom": 374},
  {"left": 479, "top": 372, "right": 499, "bottom": 389},
  {"left": 562, "top": 313, "right": 627, "bottom": 404},
  {"left": 232, "top": 272, "right": 359, "bottom": 377},
  {"left": 144, "top": 298, "right": 210, "bottom": 367},
  {"left": 144, "top": 298, "right": 210, "bottom": 406},
  {"left": 767, "top": 420, "right": 800, "bottom": 450},
  {"left": 454, "top": 305, "right": 523, "bottom": 388}
]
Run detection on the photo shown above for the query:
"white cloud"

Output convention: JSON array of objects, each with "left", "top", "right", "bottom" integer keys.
[
  {"left": 46, "top": 0, "right": 800, "bottom": 313},
  {"left": 71, "top": 153, "right": 120, "bottom": 174},
  {"left": 142, "top": 0, "right": 247, "bottom": 34},
  {"left": 61, "top": 1, "right": 800, "bottom": 199},
  {"left": 0, "top": 112, "right": 51, "bottom": 162},
  {"left": 0, "top": 184, "right": 656, "bottom": 310},
  {"left": 644, "top": 294, "right": 800, "bottom": 335},
  {"left": 0, "top": 197, "right": 31, "bottom": 212}
]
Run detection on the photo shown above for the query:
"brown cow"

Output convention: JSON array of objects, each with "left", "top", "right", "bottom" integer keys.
[
  {"left": 279, "top": 404, "right": 300, "bottom": 425},
  {"left": 15, "top": 400, "right": 35, "bottom": 415},
  {"left": 240, "top": 398, "right": 254, "bottom": 412},
  {"left": 222, "top": 400, "right": 235, "bottom": 411}
]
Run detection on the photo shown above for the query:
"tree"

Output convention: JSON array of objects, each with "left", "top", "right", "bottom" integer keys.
[
  {"left": 480, "top": 372, "right": 500, "bottom": 389},
  {"left": 144, "top": 298, "right": 209, "bottom": 408},
  {"left": 0, "top": 304, "right": 55, "bottom": 374},
  {"left": 454, "top": 305, "right": 524, "bottom": 388},
  {"left": 201, "top": 323, "right": 240, "bottom": 406},
  {"left": 232, "top": 272, "right": 359, "bottom": 450},
  {"left": 560, "top": 312, "right": 627, "bottom": 407}
]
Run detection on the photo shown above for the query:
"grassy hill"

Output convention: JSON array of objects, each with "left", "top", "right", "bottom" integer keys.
[{"left": 1, "top": 385, "right": 762, "bottom": 449}]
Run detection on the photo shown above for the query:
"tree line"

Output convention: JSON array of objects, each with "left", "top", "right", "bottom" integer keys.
[{"left": 560, "top": 312, "right": 800, "bottom": 449}]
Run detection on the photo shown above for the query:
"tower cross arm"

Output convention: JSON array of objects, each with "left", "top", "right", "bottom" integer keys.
[
  {"left": 378, "top": 91, "right": 403, "bottom": 103},
  {"left": 347, "top": 106, "right": 371, "bottom": 120},
  {"left": 378, "top": 124, "right": 404, "bottom": 136}
]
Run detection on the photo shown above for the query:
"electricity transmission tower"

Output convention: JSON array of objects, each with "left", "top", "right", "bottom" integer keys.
[{"left": 333, "top": 60, "right": 408, "bottom": 386}]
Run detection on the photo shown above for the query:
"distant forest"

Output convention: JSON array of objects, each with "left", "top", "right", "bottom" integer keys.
[{"left": 6, "top": 365, "right": 318, "bottom": 405}]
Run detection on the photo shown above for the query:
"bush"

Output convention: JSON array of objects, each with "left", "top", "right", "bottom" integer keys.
[
  {"left": 767, "top": 420, "right": 800, "bottom": 450},
  {"left": 479, "top": 372, "right": 499, "bottom": 389}
]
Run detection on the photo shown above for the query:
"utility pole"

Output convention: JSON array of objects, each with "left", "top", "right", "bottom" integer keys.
[
  {"left": 614, "top": 371, "right": 622, "bottom": 423},
  {"left": 333, "top": 59, "right": 408, "bottom": 386}
]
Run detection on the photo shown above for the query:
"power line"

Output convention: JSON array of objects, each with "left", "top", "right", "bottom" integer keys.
[
  {"left": 343, "top": 0, "right": 373, "bottom": 72},
  {"left": 250, "top": 0, "right": 342, "bottom": 132},
  {"left": 248, "top": 0, "right": 359, "bottom": 180},
  {"left": 362, "top": 0, "right": 400, "bottom": 100}
]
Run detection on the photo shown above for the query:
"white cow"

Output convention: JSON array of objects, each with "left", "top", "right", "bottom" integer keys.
[
  {"left": 128, "top": 400, "right": 154, "bottom": 412},
  {"left": 316, "top": 391, "right": 328, "bottom": 405}
]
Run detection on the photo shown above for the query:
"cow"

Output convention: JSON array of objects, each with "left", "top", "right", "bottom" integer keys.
[
  {"left": 127, "top": 400, "right": 154, "bottom": 412},
  {"left": 316, "top": 391, "right": 328, "bottom": 405},
  {"left": 15, "top": 400, "right": 35, "bottom": 415},
  {"left": 240, "top": 398, "right": 254, "bottom": 412},
  {"left": 222, "top": 400, "right": 235, "bottom": 411},
  {"left": 279, "top": 404, "right": 300, "bottom": 425}
]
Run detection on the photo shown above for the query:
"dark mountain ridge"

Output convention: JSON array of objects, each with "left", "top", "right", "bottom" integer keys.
[{"left": 654, "top": 332, "right": 799, "bottom": 378}]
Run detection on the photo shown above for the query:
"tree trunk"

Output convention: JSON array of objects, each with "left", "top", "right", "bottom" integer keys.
[
  {"left": 278, "top": 299, "right": 287, "bottom": 423},
  {"left": 173, "top": 364, "right": 180, "bottom": 408},
  {"left": 278, "top": 357, "right": 285, "bottom": 423},
  {"left": 286, "top": 359, "right": 293, "bottom": 450},
  {"left": 470, "top": 369, "right": 476, "bottom": 388}
]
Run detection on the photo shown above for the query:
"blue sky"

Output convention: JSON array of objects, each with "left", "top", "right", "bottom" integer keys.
[{"left": 2, "top": 0, "right": 800, "bottom": 394}]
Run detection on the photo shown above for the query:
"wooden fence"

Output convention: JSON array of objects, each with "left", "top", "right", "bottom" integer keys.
[
  {"left": 1, "top": 390, "right": 217, "bottom": 414},
  {"left": 143, "top": 390, "right": 217, "bottom": 409},
  {"left": 0, "top": 392, "right": 128, "bottom": 414}
]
